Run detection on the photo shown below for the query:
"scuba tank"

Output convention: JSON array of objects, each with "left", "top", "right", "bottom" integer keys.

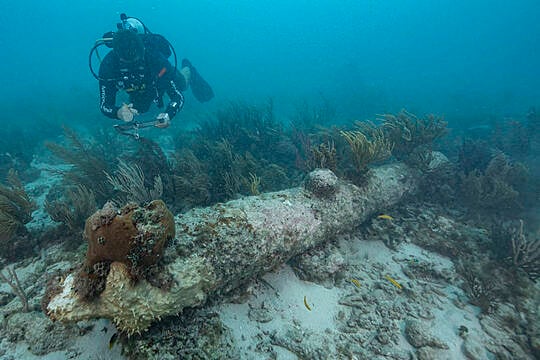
[{"left": 89, "top": 13, "right": 177, "bottom": 81}]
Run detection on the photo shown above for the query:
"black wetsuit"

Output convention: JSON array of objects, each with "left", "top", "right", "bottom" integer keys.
[{"left": 98, "top": 44, "right": 185, "bottom": 120}]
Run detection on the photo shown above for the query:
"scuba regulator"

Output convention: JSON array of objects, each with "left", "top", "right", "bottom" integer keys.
[{"left": 89, "top": 13, "right": 177, "bottom": 81}]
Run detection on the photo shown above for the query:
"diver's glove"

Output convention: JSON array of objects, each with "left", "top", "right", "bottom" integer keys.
[
  {"left": 155, "top": 113, "right": 170, "bottom": 128},
  {"left": 165, "top": 101, "right": 180, "bottom": 119},
  {"left": 117, "top": 103, "right": 139, "bottom": 122}
]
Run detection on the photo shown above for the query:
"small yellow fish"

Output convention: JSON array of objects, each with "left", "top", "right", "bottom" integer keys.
[
  {"left": 351, "top": 278, "right": 361, "bottom": 288},
  {"left": 385, "top": 275, "right": 403, "bottom": 290},
  {"left": 303, "top": 295, "right": 312, "bottom": 311},
  {"left": 377, "top": 214, "right": 394, "bottom": 220},
  {"left": 108, "top": 332, "right": 118, "bottom": 350}
]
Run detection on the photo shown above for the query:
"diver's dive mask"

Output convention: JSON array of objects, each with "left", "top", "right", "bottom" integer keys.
[{"left": 113, "top": 29, "right": 145, "bottom": 64}]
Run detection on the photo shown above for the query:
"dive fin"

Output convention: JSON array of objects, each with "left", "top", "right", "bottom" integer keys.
[{"left": 182, "top": 58, "right": 214, "bottom": 102}]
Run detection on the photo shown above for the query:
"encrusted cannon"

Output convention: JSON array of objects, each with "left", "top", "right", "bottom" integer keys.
[{"left": 43, "top": 165, "right": 418, "bottom": 334}]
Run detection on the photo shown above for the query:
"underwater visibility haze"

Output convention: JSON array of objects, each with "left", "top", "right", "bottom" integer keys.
[{"left": 0, "top": 1, "right": 538, "bottom": 359}]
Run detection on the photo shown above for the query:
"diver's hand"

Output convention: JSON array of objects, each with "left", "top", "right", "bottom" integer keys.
[
  {"left": 117, "top": 103, "right": 139, "bottom": 122},
  {"left": 155, "top": 113, "right": 170, "bottom": 128}
]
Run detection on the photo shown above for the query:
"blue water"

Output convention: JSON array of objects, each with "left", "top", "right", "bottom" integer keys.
[{"left": 1, "top": 0, "right": 539, "bottom": 123}]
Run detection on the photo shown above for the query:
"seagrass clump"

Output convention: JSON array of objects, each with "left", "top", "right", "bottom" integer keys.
[
  {"left": 381, "top": 109, "right": 447, "bottom": 160},
  {"left": 45, "top": 126, "right": 114, "bottom": 204},
  {"left": 0, "top": 170, "right": 35, "bottom": 260},
  {"left": 106, "top": 160, "right": 163, "bottom": 206},
  {"left": 459, "top": 153, "right": 528, "bottom": 212},
  {"left": 340, "top": 122, "right": 393, "bottom": 180},
  {"left": 0, "top": 170, "right": 35, "bottom": 242},
  {"left": 45, "top": 185, "right": 97, "bottom": 234}
]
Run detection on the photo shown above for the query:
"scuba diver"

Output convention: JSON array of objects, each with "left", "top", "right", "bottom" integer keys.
[{"left": 90, "top": 14, "right": 214, "bottom": 135}]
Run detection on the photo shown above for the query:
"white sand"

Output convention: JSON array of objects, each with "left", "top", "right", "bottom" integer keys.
[
  {"left": 220, "top": 264, "right": 342, "bottom": 358},
  {"left": 219, "top": 236, "right": 487, "bottom": 359}
]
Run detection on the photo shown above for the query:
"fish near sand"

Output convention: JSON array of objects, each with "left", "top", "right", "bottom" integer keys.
[
  {"left": 303, "top": 296, "right": 312, "bottom": 311},
  {"left": 385, "top": 275, "right": 403, "bottom": 290}
]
